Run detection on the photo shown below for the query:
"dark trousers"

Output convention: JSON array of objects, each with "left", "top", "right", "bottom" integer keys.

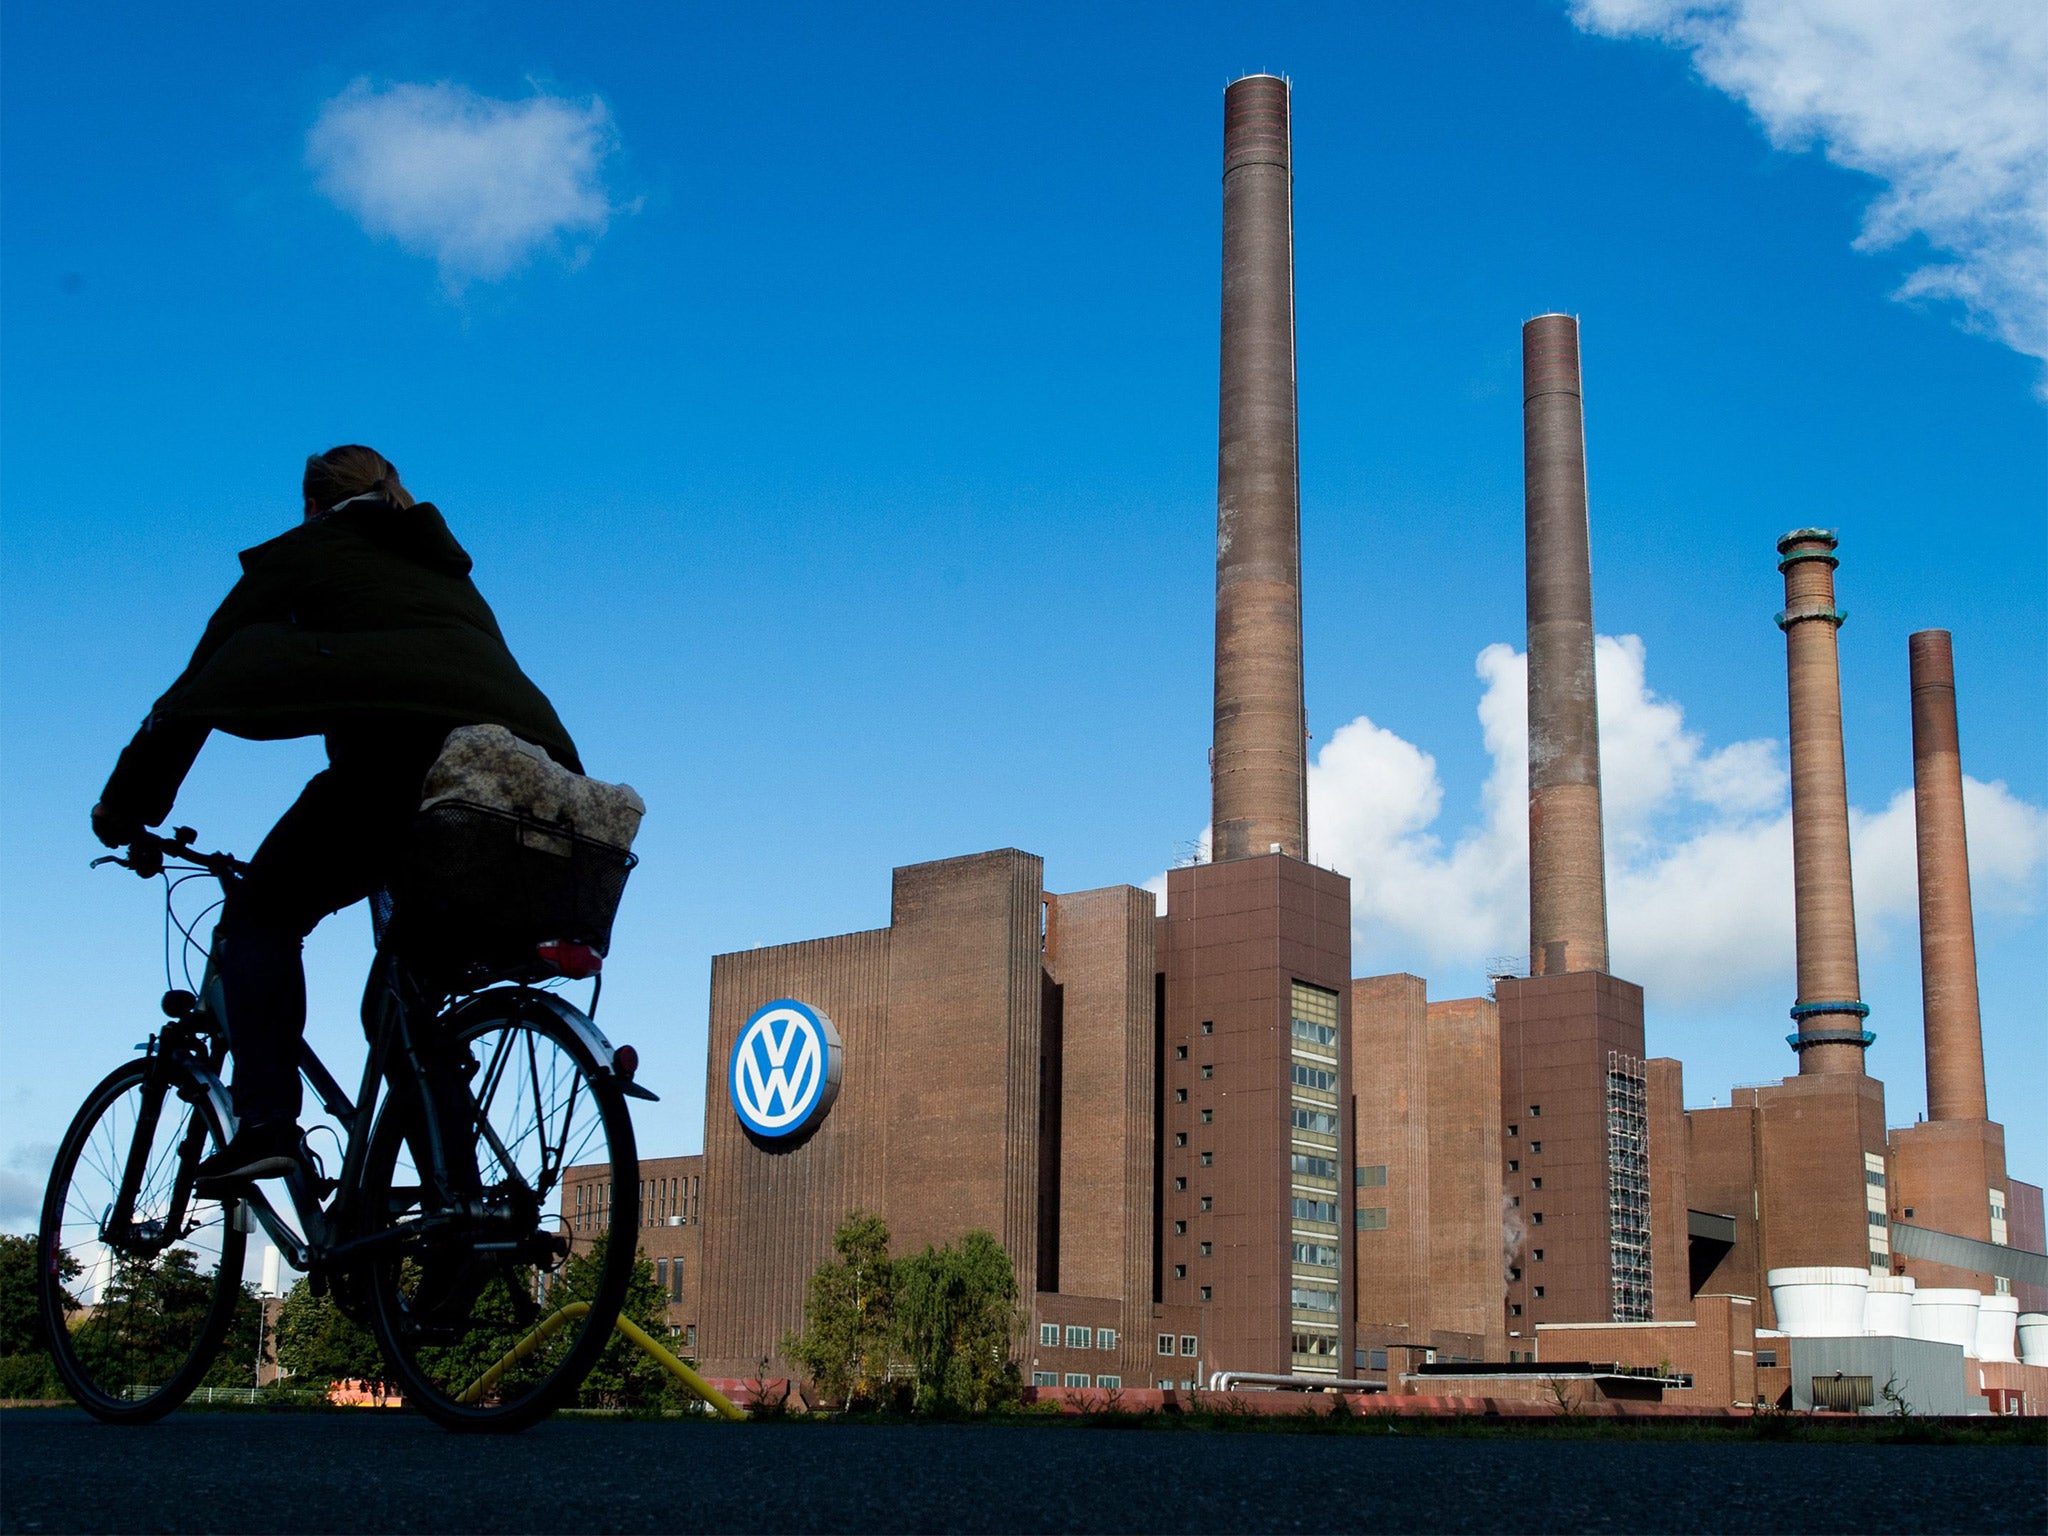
[{"left": 214, "top": 722, "right": 450, "bottom": 1129}]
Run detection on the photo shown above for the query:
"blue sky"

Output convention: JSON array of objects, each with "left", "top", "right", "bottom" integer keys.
[{"left": 3, "top": 1, "right": 2043, "bottom": 1223}]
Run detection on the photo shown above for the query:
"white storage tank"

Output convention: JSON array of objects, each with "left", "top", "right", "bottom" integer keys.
[
  {"left": 1767, "top": 1266, "right": 1871, "bottom": 1337},
  {"left": 1863, "top": 1274, "right": 1915, "bottom": 1337},
  {"left": 1909, "top": 1287, "right": 1982, "bottom": 1351},
  {"left": 2019, "top": 1313, "right": 2048, "bottom": 1367},
  {"left": 1973, "top": 1294, "right": 2019, "bottom": 1363}
]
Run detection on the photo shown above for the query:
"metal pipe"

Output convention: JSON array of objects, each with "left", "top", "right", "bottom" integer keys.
[
  {"left": 1776, "top": 529, "right": 1868, "bottom": 1073},
  {"left": 1205, "top": 1370, "right": 1386, "bottom": 1393},
  {"left": 1523, "top": 314, "right": 1609, "bottom": 976},
  {"left": 1909, "top": 629, "right": 1987, "bottom": 1120},
  {"left": 1211, "top": 74, "right": 1307, "bottom": 862}
]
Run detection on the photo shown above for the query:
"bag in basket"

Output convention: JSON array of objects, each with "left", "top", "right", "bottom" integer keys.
[{"left": 400, "top": 726, "right": 647, "bottom": 977}]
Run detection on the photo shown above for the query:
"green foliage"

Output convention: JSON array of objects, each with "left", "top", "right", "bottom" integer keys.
[
  {"left": 552, "top": 1237, "right": 676, "bottom": 1409},
  {"left": 201, "top": 1284, "right": 265, "bottom": 1388},
  {"left": 0, "top": 1233, "right": 57, "bottom": 1357},
  {"left": 69, "top": 1247, "right": 235, "bottom": 1391},
  {"left": 893, "top": 1229, "right": 1022, "bottom": 1416},
  {"left": 781, "top": 1211, "right": 897, "bottom": 1409},
  {"left": 273, "top": 1277, "right": 385, "bottom": 1385},
  {"left": 0, "top": 1352, "right": 66, "bottom": 1399}
]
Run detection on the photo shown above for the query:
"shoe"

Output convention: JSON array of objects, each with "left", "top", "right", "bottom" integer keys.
[{"left": 194, "top": 1121, "right": 302, "bottom": 1195}]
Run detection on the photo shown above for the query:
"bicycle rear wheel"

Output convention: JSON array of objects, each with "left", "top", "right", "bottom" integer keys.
[
  {"left": 360, "top": 992, "right": 638, "bottom": 1431},
  {"left": 38, "top": 1056, "right": 250, "bottom": 1423}
]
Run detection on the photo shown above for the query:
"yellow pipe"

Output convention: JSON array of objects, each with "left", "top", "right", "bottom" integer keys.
[{"left": 458, "top": 1300, "right": 745, "bottom": 1420}]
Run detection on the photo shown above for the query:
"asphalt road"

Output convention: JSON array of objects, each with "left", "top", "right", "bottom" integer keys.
[{"left": 3, "top": 1409, "right": 2042, "bottom": 1534}]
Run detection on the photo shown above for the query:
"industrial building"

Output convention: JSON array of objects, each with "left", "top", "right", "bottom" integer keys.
[{"left": 560, "top": 74, "right": 2045, "bottom": 1410}]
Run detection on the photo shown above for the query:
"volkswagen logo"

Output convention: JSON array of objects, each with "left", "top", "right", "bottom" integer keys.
[{"left": 730, "top": 999, "right": 843, "bottom": 1140}]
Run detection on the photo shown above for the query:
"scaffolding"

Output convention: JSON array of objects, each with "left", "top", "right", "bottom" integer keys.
[{"left": 1605, "top": 1051, "right": 1653, "bottom": 1321}]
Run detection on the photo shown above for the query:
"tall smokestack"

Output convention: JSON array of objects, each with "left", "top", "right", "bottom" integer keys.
[
  {"left": 1523, "top": 314, "right": 1609, "bottom": 976},
  {"left": 1776, "top": 529, "right": 1869, "bottom": 1074},
  {"left": 1211, "top": 74, "right": 1306, "bottom": 863},
  {"left": 1909, "top": 629, "right": 1987, "bottom": 1121}
]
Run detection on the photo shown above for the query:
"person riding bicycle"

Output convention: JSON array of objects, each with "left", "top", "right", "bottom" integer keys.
[{"left": 91, "top": 445, "right": 581, "bottom": 1188}]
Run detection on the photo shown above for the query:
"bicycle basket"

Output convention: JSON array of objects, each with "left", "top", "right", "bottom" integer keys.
[{"left": 392, "top": 800, "right": 636, "bottom": 982}]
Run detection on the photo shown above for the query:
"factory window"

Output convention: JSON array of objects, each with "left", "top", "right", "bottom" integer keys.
[
  {"left": 1201, "top": 1022, "right": 1213, "bottom": 1035},
  {"left": 1291, "top": 1286, "right": 1338, "bottom": 1313},
  {"left": 1867, "top": 1210, "right": 1888, "bottom": 1228},
  {"left": 1098, "top": 1330, "right": 1116, "bottom": 1351},
  {"left": 1040, "top": 1323, "right": 1059, "bottom": 1347},
  {"left": 1508, "top": 1160, "right": 1519, "bottom": 1173},
  {"left": 1292, "top": 1332, "right": 1337, "bottom": 1359},
  {"left": 1531, "top": 1177, "right": 1542, "bottom": 1190},
  {"left": 1370, "top": 1348, "right": 1388, "bottom": 1371},
  {"left": 1157, "top": 1334, "right": 1174, "bottom": 1355},
  {"left": 1199, "top": 1287, "right": 1212, "bottom": 1302},
  {"left": 1175, "top": 1088, "right": 1188, "bottom": 1103},
  {"left": 1509, "top": 1266, "right": 1522, "bottom": 1281},
  {"left": 1507, "top": 1124, "right": 1518, "bottom": 1138},
  {"left": 1864, "top": 1169, "right": 1885, "bottom": 1187},
  {"left": 1096, "top": 1375, "right": 1121, "bottom": 1389},
  {"left": 656, "top": 1258, "right": 668, "bottom": 1291},
  {"left": 1174, "top": 1221, "right": 1187, "bottom": 1235},
  {"left": 1534, "top": 1249, "right": 1544, "bottom": 1261},
  {"left": 1293, "top": 1241, "right": 1339, "bottom": 1266},
  {"left": 1066, "top": 1326, "right": 1092, "bottom": 1349},
  {"left": 1532, "top": 1212, "right": 1544, "bottom": 1225},
  {"left": 1531, "top": 1141, "right": 1542, "bottom": 1154},
  {"left": 1356, "top": 1164, "right": 1387, "bottom": 1188},
  {"left": 685, "top": 1325, "right": 697, "bottom": 1353},
  {"left": 1355, "top": 1207, "right": 1387, "bottom": 1231},
  {"left": 1294, "top": 1197, "right": 1338, "bottom": 1223},
  {"left": 1529, "top": 1105, "right": 1542, "bottom": 1116},
  {"left": 1200, "top": 1065, "right": 1214, "bottom": 1080},
  {"left": 1533, "top": 1286, "right": 1545, "bottom": 1299},
  {"left": 1756, "top": 1349, "right": 1777, "bottom": 1368},
  {"left": 1200, "top": 1196, "right": 1213, "bottom": 1211},
  {"left": 1174, "top": 1132, "right": 1188, "bottom": 1147},
  {"left": 1292, "top": 1108, "right": 1340, "bottom": 1135},
  {"left": 1292, "top": 1017, "right": 1339, "bottom": 1049},
  {"left": 1175, "top": 1177, "right": 1187, "bottom": 1191},
  {"left": 1175, "top": 1045, "right": 1188, "bottom": 1060},
  {"left": 1181, "top": 1336, "right": 1199, "bottom": 1356},
  {"left": 1200, "top": 1152, "right": 1214, "bottom": 1167},
  {"left": 1033, "top": 1372, "right": 1058, "bottom": 1387},
  {"left": 1293, "top": 1154, "right": 1337, "bottom": 1179},
  {"left": 1201, "top": 1109, "right": 1213, "bottom": 1124},
  {"left": 1511, "top": 1196, "right": 1520, "bottom": 1208},
  {"left": 1199, "top": 1242, "right": 1212, "bottom": 1257},
  {"left": 1064, "top": 1373, "right": 1090, "bottom": 1389},
  {"left": 1903, "top": 1207, "right": 1914, "bottom": 1219},
  {"left": 1291, "top": 1064, "right": 1337, "bottom": 1092},
  {"left": 1510, "top": 1304, "right": 1523, "bottom": 1318},
  {"left": 1174, "top": 1265, "right": 1186, "bottom": 1279}
]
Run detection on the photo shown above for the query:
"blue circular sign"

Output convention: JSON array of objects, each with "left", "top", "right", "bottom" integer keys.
[{"left": 730, "top": 999, "right": 843, "bottom": 1140}]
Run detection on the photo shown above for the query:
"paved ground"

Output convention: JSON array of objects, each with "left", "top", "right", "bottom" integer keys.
[{"left": 2, "top": 1408, "right": 2043, "bottom": 1533}]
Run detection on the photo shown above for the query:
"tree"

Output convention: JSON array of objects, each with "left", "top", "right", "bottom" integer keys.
[
  {"left": 548, "top": 1237, "right": 674, "bottom": 1409},
  {"left": 0, "top": 1233, "right": 64, "bottom": 1357},
  {"left": 781, "top": 1212, "right": 897, "bottom": 1408},
  {"left": 273, "top": 1277, "right": 385, "bottom": 1384},
  {"left": 68, "top": 1247, "right": 255, "bottom": 1391},
  {"left": 894, "top": 1230, "right": 1022, "bottom": 1415}
]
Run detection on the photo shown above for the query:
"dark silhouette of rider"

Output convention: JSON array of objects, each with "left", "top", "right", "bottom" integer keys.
[{"left": 93, "top": 446, "right": 579, "bottom": 1186}]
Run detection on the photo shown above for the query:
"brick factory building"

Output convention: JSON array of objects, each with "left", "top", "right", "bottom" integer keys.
[{"left": 552, "top": 76, "right": 2040, "bottom": 1407}]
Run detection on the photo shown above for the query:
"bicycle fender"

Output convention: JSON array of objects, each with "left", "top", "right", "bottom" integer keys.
[{"left": 443, "top": 988, "right": 660, "bottom": 1101}]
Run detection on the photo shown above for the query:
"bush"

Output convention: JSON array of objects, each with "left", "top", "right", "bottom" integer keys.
[{"left": 0, "top": 1351, "right": 66, "bottom": 1400}]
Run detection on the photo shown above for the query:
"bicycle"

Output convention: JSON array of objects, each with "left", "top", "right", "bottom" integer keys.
[{"left": 36, "top": 824, "right": 654, "bottom": 1431}]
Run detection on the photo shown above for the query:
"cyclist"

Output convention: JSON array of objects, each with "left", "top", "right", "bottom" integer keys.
[{"left": 91, "top": 445, "right": 581, "bottom": 1189}]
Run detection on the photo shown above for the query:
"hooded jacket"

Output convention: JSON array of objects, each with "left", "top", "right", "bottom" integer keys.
[{"left": 101, "top": 496, "right": 581, "bottom": 826}]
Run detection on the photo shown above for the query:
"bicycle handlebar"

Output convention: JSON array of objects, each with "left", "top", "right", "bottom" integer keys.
[{"left": 94, "top": 827, "right": 247, "bottom": 882}]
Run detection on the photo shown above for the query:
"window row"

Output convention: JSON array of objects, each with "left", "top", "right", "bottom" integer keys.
[
  {"left": 1033, "top": 1373, "right": 1122, "bottom": 1389},
  {"left": 1290, "top": 1153, "right": 1337, "bottom": 1181},
  {"left": 1156, "top": 1333, "right": 1201, "bottom": 1357},
  {"left": 1292, "top": 1197, "right": 1338, "bottom": 1224},
  {"left": 1290, "top": 1063, "right": 1337, "bottom": 1093},
  {"left": 1037, "top": 1323, "right": 1117, "bottom": 1350},
  {"left": 1290, "top": 1017, "right": 1338, "bottom": 1049},
  {"left": 1291, "top": 1285, "right": 1339, "bottom": 1314},
  {"left": 1291, "top": 1107, "right": 1340, "bottom": 1136},
  {"left": 653, "top": 1256, "right": 685, "bottom": 1304},
  {"left": 1356, "top": 1164, "right": 1387, "bottom": 1188},
  {"left": 1291, "top": 1240, "right": 1339, "bottom": 1268},
  {"left": 1291, "top": 1330, "right": 1338, "bottom": 1358}
]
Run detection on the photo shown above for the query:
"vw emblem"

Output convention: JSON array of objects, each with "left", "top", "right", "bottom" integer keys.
[{"left": 730, "top": 999, "right": 842, "bottom": 1140}]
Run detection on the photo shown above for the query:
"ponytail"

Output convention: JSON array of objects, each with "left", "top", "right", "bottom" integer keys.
[{"left": 303, "top": 444, "right": 416, "bottom": 513}]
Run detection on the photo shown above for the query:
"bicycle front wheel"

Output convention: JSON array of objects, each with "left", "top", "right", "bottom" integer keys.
[
  {"left": 38, "top": 1056, "right": 250, "bottom": 1423},
  {"left": 361, "top": 993, "right": 638, "bottom": 1431}
]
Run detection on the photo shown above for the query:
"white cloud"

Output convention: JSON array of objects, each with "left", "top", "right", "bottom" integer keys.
[
  {"left": 1161, "top": 635, "right": 2048, "bottom": 1009},
  {"left": 1570, "top": 0, "right": 2048, "bottom": 378},
  {"left": 308, "top": 81, "right": 622, "bottom": 284}
]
